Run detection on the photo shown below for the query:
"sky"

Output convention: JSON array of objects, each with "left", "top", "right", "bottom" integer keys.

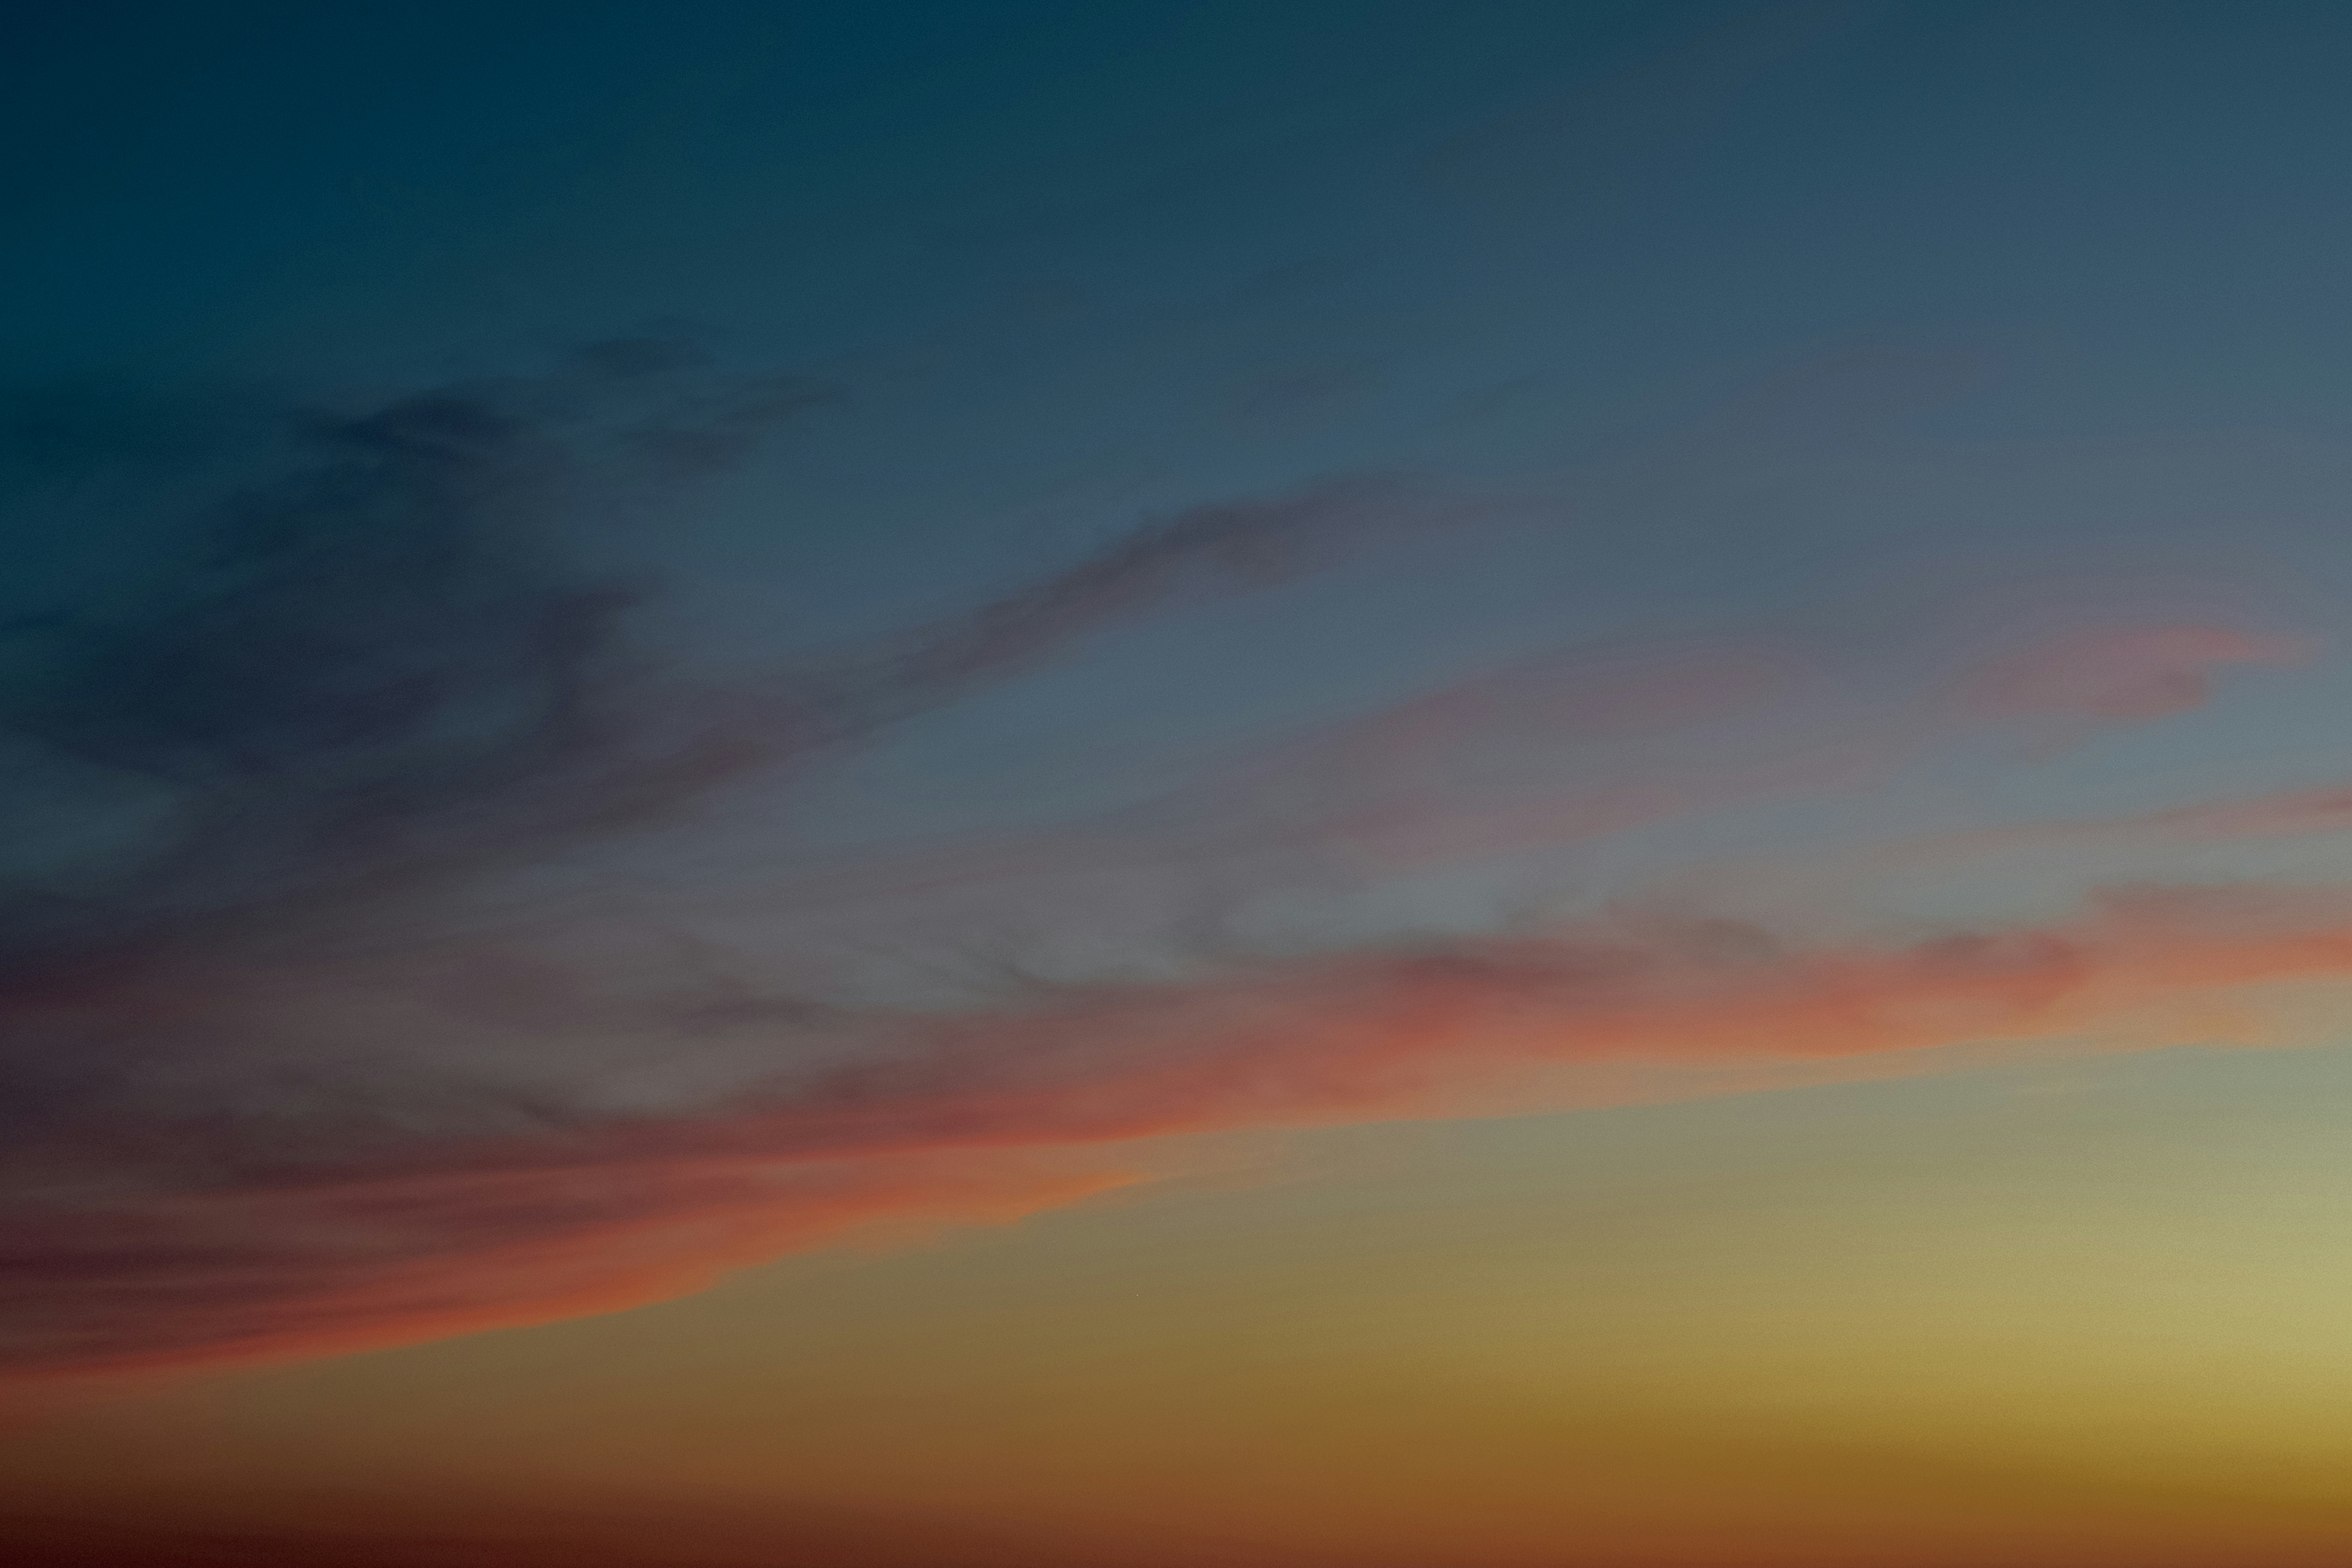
[{"left": 9, "top": 2, "right": 2352, "bottom": 1563}]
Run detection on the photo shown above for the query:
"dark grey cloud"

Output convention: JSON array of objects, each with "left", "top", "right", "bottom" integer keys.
[
  {"left": 3, "top": 336, "right": 2302, "bottom": 1384},
  {"left": 0, "top": 341, "right": 1474, "bottom": 1378}
]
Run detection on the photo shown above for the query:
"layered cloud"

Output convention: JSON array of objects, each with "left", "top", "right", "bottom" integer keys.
[{"left": 3, "top": 346, "right": 2345, "bottom": 1382}]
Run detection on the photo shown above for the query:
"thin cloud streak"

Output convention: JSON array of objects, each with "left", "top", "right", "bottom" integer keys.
[
  {"left": 4, "top": 345, "right": 2346, "bottom": 1383},
  {"left": 14, "top": 873, "right": 2352, "bottom": 1377}
]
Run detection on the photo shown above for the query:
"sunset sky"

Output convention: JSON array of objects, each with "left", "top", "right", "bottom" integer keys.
[{"left": 10, "top": 4, "right": 2352, "bottom": 1565}]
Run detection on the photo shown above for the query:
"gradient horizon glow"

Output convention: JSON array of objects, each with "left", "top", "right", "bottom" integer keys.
[{"left": 10, "top": 4, "right": 2352, "bottom": 1565}]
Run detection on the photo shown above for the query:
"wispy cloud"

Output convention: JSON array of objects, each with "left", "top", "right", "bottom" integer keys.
[{"left": 3, "top": 343, "right": 2345, "bottom": 1383}]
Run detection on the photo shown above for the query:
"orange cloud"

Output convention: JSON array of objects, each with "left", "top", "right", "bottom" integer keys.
[
  {"left": 15, "top": 875, "right": 2352, "bottom": 1382},
  {"left": 2, "top": 1148, "right": 1130, "bottom": 1383},
  {"left": 5, "top": 346, "right": 2339, "bottom": 1387},
  {"left": 1958, "top": 623, "right": 2312, "bottom": 724},
  {"left": 12, "top": 583, "right": 2341, "bottom": 1385}
]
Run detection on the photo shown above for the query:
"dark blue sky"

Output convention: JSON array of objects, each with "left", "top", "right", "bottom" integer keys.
[
  {"left": 16, "top": 1, "right": 2352, "bottom": 854},
  {"left": 20, "top": 11, "right": 2352, "bottom": 1566},
  {"left": 15, "top": 2, "right": 2352, "bottom": 421}
]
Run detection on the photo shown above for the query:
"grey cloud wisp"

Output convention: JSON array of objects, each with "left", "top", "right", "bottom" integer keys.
[{"left": 0, "top": 342, "right": 1448, "bottom": 1376}]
